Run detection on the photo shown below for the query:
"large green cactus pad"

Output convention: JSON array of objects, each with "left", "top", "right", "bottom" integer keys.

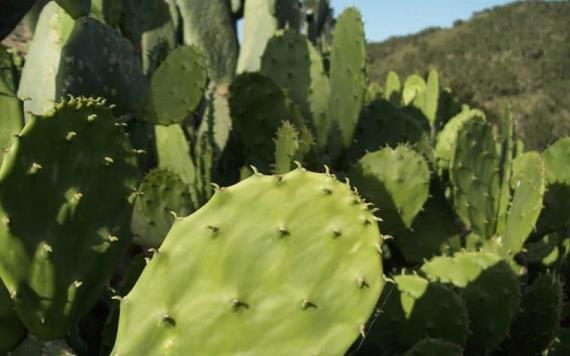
[
  {"left": 131, "top": 169, "right": 195, "bottom": 248},
  {"left": 348, "top": 145, "right": 430, "bottom": 233},
  {"left": 421, "top": 252, "right": 520, "bottom": 354},
  {"left": 0, "top": 97, "right": 138, "bottom": 339},
  {"left": 113, "top": 168, "right": 383, "bottom": 355},
  {"left": 139, "top": 45, "right": 207, "bottom": 125},
  {"left": 502, "top": 273, "right": 563, "bottom": 356},
  {"left": 502, "top": 152, "right": 545, "bottom": 255},
  {"left": 449, "top": 115, "right": 500, "bottom": 238},
  {"left": 19, "top": 4, "right": 147, "bottom": 117},
  {"left": 364, "top": 274, "right": 468, "bottom": 354},
  {"left": 328, "top": 7, "right": 366, "bottom": 151}
]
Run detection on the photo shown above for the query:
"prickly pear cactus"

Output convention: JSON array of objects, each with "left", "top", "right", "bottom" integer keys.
[
  {"left": 0, "top": 47, "right": 23, "bottom": 165},
  {"left": 139, "top": 45, "right": 207, "bottom": 125},
  {"left": 176, "top": 0, "right": 239, "bottom": 84},
  {"left": 434, "top": 109, "right": 485, "bottom": 175},
  {"left": 348, "top": 99, "right": 432, "bottom": 162},
  {"left": 502, "top": 152, "right": 545, "bottom": 255},
  {"left": 421, "top": 252, "right": 520, "bottom": 354},
  {"left": 423, "top": 69, "right": 439, "bottom": 127},
  {"left": 348, "top": 145, "right": 430, "bottom": 233},
  {"left": 394, "top": 192, "right": 460, "bottom": 264},
  {"left": 0, "top": 283, "right": 25, "bottom": 352},
  {"left": 549, "top": 328, "right": 570, "bottom": 356},
  {"left": 154, "top": 124, "right": 200, "bottom": 206},
  {"left": 449, "top": 115, "right": 500, "bottom": 238},
  {"left": 402, "top": 74, "right": 426, "bottom": 107},
  {"left": 0, "top": 97, "right": 138, "bottom": 339},
  {"left": 131, "top": 169, "right": 195, "bottom": 248},
  {"left": 538, "top": 137, "right": 570, "bottom": 232},
  {"left": 384, "top": 71, "right": 401, "bottom": 105},
  {"left": 404, "top": 338, "right": 463, "bottom": 356},
  {"left": 229, "top": 72, "right": 304, "bottom": 171},
  {"left": 273, "top": 121, "right": 301, "bottom": 174},
  {"left": 496, "top": 102, "right": 514, "bottom": 235},
  {"left": 328, "top": 7, "right": 366, "bottom": 152},
  {"left": 236, "top": 0, "right": 278, "bottom": 73},
  {"left": 502, "top": 273, "right": 563, "bottom": 356},
  {"left": 261, "top": 29, "right": 330, "bottom": 149},
  {"left": 17, "top": 2, "right": 76, "bottom": 116},
  {"left": 364, "top": 274, "right": 468, "bottom": 354},
  {"left": 113, "top": 168, "right": 384, "bottom": 355},
  {"left": 121, "top": 0, "right": 177, "bottom": 74},
  {"left": 19, "top": 3, "right": 147, "bottom": 117}
]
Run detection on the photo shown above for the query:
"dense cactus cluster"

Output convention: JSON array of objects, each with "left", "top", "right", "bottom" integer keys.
[{"left": 0, "top": 1, "right": 568, "bottom": 355}]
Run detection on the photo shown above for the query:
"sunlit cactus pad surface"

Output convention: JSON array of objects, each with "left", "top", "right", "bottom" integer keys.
[{"left": 113, "top": 168, "right": 384, "bottom": 355}]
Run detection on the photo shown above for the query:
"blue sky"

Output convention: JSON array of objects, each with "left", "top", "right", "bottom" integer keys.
[{"left": 331, "top": 0, "right": 516, "bottom": 42}]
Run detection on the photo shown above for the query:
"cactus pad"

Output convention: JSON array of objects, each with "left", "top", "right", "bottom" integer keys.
[
  {"left": 139, "top": 45, "right": 207, "bottom": 125},
  {"left": 229, "top": 72, "right": 304, "bottom": 171},
  {"left": 421, "top": 252, "right": 520, "bottom": 354},
  {"left": 273, "top": 121, "right": 301, "bottom": 174},
  {"left": 434, "top": 109, "right": 485, "bottom": 175},
  {"left": 503, "top": 273, "right": 563, "bottom": 356},
  {"left": 19, "top": 5, "right": 147, "bottom": 117},
  {"left": 348, "top": 145, "right": 430, "bottom": 233},
  {"left": 328, "top": 7, "right": 366, "bottom": 150},
  {"left": 261, "top": 30, "right": 330, "bottom": 149},
  {"left": 449, "top": 115, "right": 500, "bottom": 238},
  {"left": 384, "top": 71, "right": 401, "bottom": 105},
  {"left": 394, "top": 192, "right": 460, "bottom": 264},
  {"left": 365, "top": 274, "right": 468, "bottom": 354},
  {"left": 0, "top": 97, "right": 138, "bottom": 339},
  {"left": 502, "top": 152, "right": 545, "bottom": 255},
  {"left": 113, "top": 168, "right": 383, "bottom": 355},
  {"left": 131, "top": 169, "right": 195, "bottom": 248}
]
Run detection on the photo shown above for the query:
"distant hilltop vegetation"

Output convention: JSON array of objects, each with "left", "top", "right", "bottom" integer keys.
[{"left": 367, "top": 1, "right": 570, "bottom": 150}]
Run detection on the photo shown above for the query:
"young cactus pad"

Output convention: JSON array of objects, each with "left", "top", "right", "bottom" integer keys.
[
  {"left": 113, "top": 168, "right": 384, "bottom": 355},
  {"left": 131, "top": 169, "right": 195, "bottom": 248},
  {"left": 139, "top": 45, "right": 207, "bottom": 125},
  {"left": 0, "top": 97, "right": 138, "bottom": 339}
]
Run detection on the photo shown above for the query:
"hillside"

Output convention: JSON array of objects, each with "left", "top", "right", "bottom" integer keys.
[{"left": 367, "top": 1, "right": 570, "bottom": 150}]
